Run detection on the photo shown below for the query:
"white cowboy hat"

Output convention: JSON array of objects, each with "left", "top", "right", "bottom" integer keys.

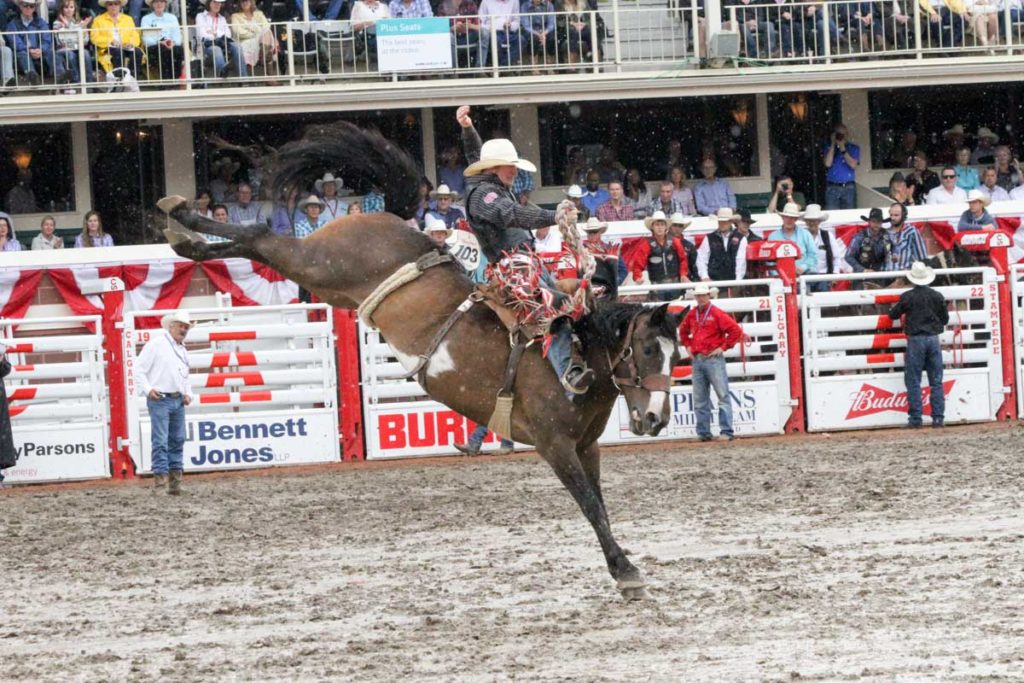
[
  {"left": 582, "top": 217, "right": 608, "bottom": 232},
  {"left": 977, "top": 126, "right": 1000, "bottom": 142},
  {"left": 714, "top": 207, "right": 736, "bottom": 222},
  {"left": 144, "top": 0, "right": 168, "bottom": 6},
  {"left": 463, "top": 139, "right": 537, "bottom": 176},
  {"left": 314, "top": 173, "right": 343, "bottom": 193},
  {"left": 565, "top": 184, "right": 584, "bottom": 199},
  {"left": 669, "top": 212, "right": 692, "bottom": 227},
  {"left": 691, "top": 283, "right": 719, "bottom": 297},
  {"left": 942, "top": 124, "right": 966, "bottom": 137},
  {"left": 423, "top": 214, "right": 452, "bottom": 237},
  {"left": 966, "top": 188, "right": 991, "bottom": 206},
  {"left": 297, "top": 195, "right": 326, "bottom": 211},
  {"left": 429, "top": 184, "right": 458, "bottom": 199},
  {"left": 160, "top": 311, "right": 193, "bottom": 330},
  {"left": 778, "top": 202, "right": 803, "bottom": 219},
  {"left": 644, "top": 210, "right": 669, "bottom": 229},
  {"left": 802, "top": 203, "right": 829, "bottom": 222},
  {"left": 906, "top": 261, "right": 936, "bottom": 286}
]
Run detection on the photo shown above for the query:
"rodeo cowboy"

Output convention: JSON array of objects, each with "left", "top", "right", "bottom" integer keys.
[{"left": 456, "top": 105, "right": 594, "bottom": 398}]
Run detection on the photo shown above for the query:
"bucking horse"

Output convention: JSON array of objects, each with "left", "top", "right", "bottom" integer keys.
[{"left": 157, "top": 123, "right": 683, "bottom": 599}]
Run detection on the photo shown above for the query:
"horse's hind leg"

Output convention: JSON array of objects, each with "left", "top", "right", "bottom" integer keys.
[
  {"left": 537, "top": 431, "right": 645, "bottom": 599},
  {"left": 157, "top": 195, "right": 271, "bottom": 243},
  {"left": 162, "top": 223, "right": 258, "bottom": 262}
]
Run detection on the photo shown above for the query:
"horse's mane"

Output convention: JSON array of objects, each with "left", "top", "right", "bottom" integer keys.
[{"left": 578, "top": 300, "right": 648, "bottom": 350}]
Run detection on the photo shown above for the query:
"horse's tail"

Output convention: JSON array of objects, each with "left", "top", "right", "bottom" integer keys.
[{"left": 271, "top": 122, "right": 421, "bottom": 220}]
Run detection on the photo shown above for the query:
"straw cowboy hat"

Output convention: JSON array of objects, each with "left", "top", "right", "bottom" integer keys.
[
  {"left": 429, "top": 184, "right": 458, "bottom": 200},
  {"left": 669, "top": 212, "right": 692, "bottom": 228},
  {"left": 690, "top": 283, "right": 719, "bottom": 298},
  {"left": 644, "top": 210, "right": 669, "bottom": 229},
  {"left": 314, "top": 173, "right": 343, "bottom": 193},
  {"left": 161, "top": 311, "right": 193, "bottom": 330},
  {"left": 463, "top": 139, "right": 537, "bottom": 176},
  {"left": 967, "top": 188, "right": 991, "bottom": 206},
  {"left": 943, "top": 124, "right": 966, "bottom": 138},
  {"left": 906, "top": 261, "right": 936, "bottom": 286},
  {"left": 802, "top": 204, "right": 829, "bottom": 222},
  {"left": 977, "top": 126, "right": 1000, "bottom": 143},
  {"left": 297, "top": 195, "right": 326, "bottom": 211},
  {"left": 714, "top": 207, "right": 736, "bottom": 222},
  {"left": 98, "top": 0, "right": 128, "bottom": 6},
  {"left": 582, "top": 217, "right": 608, "bottom": 232},
  {"left": 565, "top": 184, "right": 584, "bottom": 199},
  {"left": 144, "top": 0, "right": 168, "bottom": 6},
  {"left": 778, "top": 202, "right": 803, "bottom": 219},
  {"left": 423, "top": 214, "right": 452, "bottom": 238}
]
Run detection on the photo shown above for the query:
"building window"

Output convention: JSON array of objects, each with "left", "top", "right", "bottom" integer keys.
[
  {"left": 537, "top": 96, "right": 759, "bottom": 187},
  {"left": 0, "top": 124, "right": 75, "bottom": 214},
  {"left": 869, "top": 86, "right": 1024, "bottom": 169}
]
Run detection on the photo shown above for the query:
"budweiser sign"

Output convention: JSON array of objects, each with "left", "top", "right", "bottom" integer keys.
[{"left": 845, "top": 380, "right": 955, "bottom": 420}]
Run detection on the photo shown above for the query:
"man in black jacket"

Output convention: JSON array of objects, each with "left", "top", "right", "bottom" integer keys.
[
  {"left": 887, "top": 261, "right": 950, "bottom": 428},
  {"left": 0, "top": 342, "right": 15, "bottom": 487},
  {"left": 457, "top": 105, "right": 594, "bottom": 398}
]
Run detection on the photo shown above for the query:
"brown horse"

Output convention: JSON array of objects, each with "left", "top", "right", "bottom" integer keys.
[{"left": 157, "top": 123, "right": 683, "bottom": 599}]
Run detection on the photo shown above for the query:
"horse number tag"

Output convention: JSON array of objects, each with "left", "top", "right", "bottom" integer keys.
[{"left": 447, "top": 230, "right": 482, "bottom": 271}]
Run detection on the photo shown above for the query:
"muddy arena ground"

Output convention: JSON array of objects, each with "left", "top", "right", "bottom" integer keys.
[{"left": 2, "top": 422, "right": 1023, "bottom": 682}]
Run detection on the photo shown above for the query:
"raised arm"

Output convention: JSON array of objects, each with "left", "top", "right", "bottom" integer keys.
[{"left": 457, "top": 105, "right": 483, "bottom": 165}]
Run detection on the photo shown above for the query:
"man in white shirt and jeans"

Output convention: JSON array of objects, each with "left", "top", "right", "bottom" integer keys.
[{"left": 137, "top": 311, "right": 194, "bottom": 495}]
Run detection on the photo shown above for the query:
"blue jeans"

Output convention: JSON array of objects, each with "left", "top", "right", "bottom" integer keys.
[
  {"left": 204, "top": 39, "right": 248, "bottom": 77},
  {"left": 15, "top": 49, "right": 65, "bottom": 81},
  {"left": 148, "top": 395, "right": 186, "bottom": 474},
  {"left": 904, "top": 335, "right": 944, "bottom": 425},
  {"left": 807, "top": 279, "right": 831, "bottom": 293},
  {"left": 294, "top": 0, "right": 345, "bottom": 19},
  {"left": 467, "top": 424, "right": 513, "bottom": 449},
  {"left": 742, "top": 22, "right": 777, "bottom": 58},
  {"left": 128, "top": 0, "right": 144, "bottom": 25},
  {"left": 57, "top": 48, "right": 94, "bottom": 84},
  {"left": 1, "top": 45, "right": 12, "bottom": 84},
  {"left": 825, "top": 182, "right": 855, "bottom": 210},
  {"left": 692, "top": 354, "right": 733, "bottom": 438}
]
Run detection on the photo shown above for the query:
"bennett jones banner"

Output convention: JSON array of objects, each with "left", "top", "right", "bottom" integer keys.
[
  {"left": 805, "top": 370, "right": 994, "bottom": 431},
  {"left": 137, "top": 409, "right": 340, "bottom": 473},
  {"left": 3, "top": 424, "right": 110, "bottom": 484},
  {"left": 364, "top": 383, "right": 783, "bottom": 459},
  {"left": 376, "top": 18, "right": 453, "bottom": 72}
]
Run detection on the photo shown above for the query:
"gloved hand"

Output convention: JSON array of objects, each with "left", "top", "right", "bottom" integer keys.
[{"left": 555, "top": 199, "right": 579, "bottom": 226}]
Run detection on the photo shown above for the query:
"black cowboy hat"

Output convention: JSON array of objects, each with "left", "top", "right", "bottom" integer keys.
[
  {"left": 735, "top": 208, "right": 756, "bottom": 225},
  {"left": 860, "top": 207, "right": 886, "bottom": 223}
]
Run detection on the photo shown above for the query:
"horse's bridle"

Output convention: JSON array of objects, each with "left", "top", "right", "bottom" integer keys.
[{"left": 606, "top": 315, "right": 674, "bottom": 393}]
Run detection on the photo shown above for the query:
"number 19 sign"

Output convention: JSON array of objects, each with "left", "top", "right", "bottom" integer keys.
[{"left": 376, "top": 18, "right": 453, "bottom": 72}]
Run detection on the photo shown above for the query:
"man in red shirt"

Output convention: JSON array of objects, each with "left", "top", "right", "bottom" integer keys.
[{"left": 679, "top": 283, "right": 743, "bottom": 441}]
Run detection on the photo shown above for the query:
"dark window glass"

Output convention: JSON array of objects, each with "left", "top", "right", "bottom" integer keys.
[
  {"left": 431, "top": 106, "right": 511, "bottom": 181},
  {"left": 536, "top": 96, "right": 759, "bottom": 187},
  {"left": 869, "top": 86, "right": 1024, "bottom": 169},
  {"left": 0, "top": 124, "right": 75, "bottom": 214},
  {"left": 192, "top": 110, "right": 424, "bottom": 200}
]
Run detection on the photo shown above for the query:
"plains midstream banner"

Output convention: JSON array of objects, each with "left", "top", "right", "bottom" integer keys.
[
  {"left": 4, "top": 424, "right": 109, "bottom": 484},
  {"left": 376, "top": 18, "right": 453, "bottom": 72},
  {"left": 364, "top": 382, "right": 785, "bottom": 459},
  {"left": 805, "top": 370, "right": 994, "bottom": 431},
  {"left": 137, "top": 409, "right": 340, "bottom": 473}
]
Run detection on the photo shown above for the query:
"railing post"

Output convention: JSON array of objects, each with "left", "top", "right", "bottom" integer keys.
[
  {"left": 77, "top": 28, "right": 87, "bottom": 94},
  {"left": 913, "top": 3, "right": 923, "bottom": 59},
  {"left": 490, "top": 21, "right": 499, "bottom": 77},
  {"left": 822, "top": 2, "right": 832, "bottom": 63},
  {"left": 303, "top": 0, "right": 310, "bottom": 22},
  {"left": 611, "top": 0, "right": 621, "bottom": 70},
  {"left": 182, "top": 24, "right": 193, "bottom": 90},
  {"left": 690, "top": 0, "right": 700, "bottom": 60},
  {"left": 1004, "top": 2, "right": 1013, "bottom": 52},
  {"left": 590, "top": 10, "right": 599, "bottom": 72},
  {"left": 287, "top": 21, "right": 297, "bottom": 86}
]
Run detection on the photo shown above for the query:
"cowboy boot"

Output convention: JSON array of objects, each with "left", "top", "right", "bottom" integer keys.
[
  {"left": 153, "top": 474, "right": 168, "bottom": 490},
  {"left": 562, "top": 334, "right": 595, "bottom": 395},
  {"left": 168, "top": 470, "right": 183, "bottom": 496}
]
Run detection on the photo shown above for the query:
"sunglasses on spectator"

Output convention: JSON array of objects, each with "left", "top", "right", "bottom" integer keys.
[{"left": 942, "top": 174, "right": 956, "bottom": 179}]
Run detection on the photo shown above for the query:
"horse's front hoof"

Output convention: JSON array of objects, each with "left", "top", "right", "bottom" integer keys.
[
  {"left": 619, "top": 585, "right": 651, "bottom": 601},
  {"left": 157, "top": 195, "right": 189, "bottom": 215}
]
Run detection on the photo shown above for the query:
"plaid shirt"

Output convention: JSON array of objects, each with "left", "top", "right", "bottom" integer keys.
[
  {"left": 886, "top": 223, "right": 927, "bottom": 272},
  {"left": 294, "top": 215, "right": 329, "bottom": 238},
  {"left": 511, "top": 169, "right": 535, "bottom": 198},
  {"left": 362, "top": 191, "right": 386, "bottom": 214},
  {"left": 388, "top": 0, "right": 433, "bottom": 16}
]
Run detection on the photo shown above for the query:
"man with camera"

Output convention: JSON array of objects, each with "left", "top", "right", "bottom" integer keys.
[
  {"left": 766, "top": 175, "right": 806, "bottom": 214},
  {"left": 822, "top": 123, "right": 860, "bottom": 210}
]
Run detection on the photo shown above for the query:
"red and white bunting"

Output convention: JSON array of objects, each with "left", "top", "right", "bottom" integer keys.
[
  {"left": 0, "top": 268, "right": 43, "bottom": 321},
  {"left": 200, "top": 259, "right": 299, "bottom": 307}
]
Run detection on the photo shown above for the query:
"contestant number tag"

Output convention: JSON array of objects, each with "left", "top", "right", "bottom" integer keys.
[{"left": 447, "top": 231, "right": 482, "bottom": 271}]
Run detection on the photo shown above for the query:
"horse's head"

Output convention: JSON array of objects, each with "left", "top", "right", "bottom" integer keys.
[{"left": 612, "top": 304, "right": 684, "bottom": 437}]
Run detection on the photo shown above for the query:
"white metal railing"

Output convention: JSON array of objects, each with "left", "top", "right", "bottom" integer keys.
[{"left": 725, "top": 0, "right": 1021, "bottom": 65}]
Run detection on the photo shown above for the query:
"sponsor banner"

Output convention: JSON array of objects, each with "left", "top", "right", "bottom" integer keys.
[
  {"left": 366, "top": 403, "right": 510, "bottom": 459},
  {"left": 806, "top": 371, "right": 993, "bottom": 431},
  {"left": 377, "top": 18, "right": 453, "bottom": 72},
  {"left": 600, "top": 382, "right": 783, "bottom": 444},
  {"left": 365, "top": 382, "right": 783, "bottom": 459},
  {"left": 4, "top": 424, "right": 109, "bottom": 484},
  {"left": 137, "top": 409, "right": 339, "bottom": 473}
]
